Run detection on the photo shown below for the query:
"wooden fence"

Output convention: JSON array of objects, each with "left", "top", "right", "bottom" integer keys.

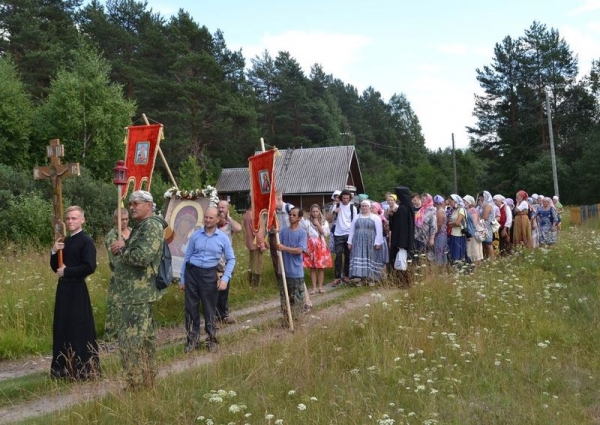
[{"left": 570, "top": 204, "right": 600, "bottom": 225}]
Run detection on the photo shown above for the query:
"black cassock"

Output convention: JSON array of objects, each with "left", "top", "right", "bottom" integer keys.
[{"left": 50, "top": 231, "right": 99, "bottom": 380}]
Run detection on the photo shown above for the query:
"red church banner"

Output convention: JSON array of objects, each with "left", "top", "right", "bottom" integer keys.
[
  {"left": 124, "top": 124, "right": 163, "bottom": 194},
  {"left": 248, "top": 149, "right": 278, "bottom": 233}
]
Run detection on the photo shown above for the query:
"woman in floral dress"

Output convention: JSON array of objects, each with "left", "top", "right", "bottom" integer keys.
[
  {"left": 301, "top": 204, "right": 332, "bottom": 294},
  {"left": 414, "top": 193, "right": 437, "bottom": 262},
  {"left": 433, "top": 195, "right": 448, "bottom": 265},
  {"left": 537, "top": 197, "right": 559, "bottom": 246}
]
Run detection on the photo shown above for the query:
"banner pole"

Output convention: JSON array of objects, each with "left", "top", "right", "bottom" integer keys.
[
  {"left": 142, "top": 113, "right": 178, "bottom": 189},
  {"left": 260, "top": 138, "right": 294, "bottom": 330}
]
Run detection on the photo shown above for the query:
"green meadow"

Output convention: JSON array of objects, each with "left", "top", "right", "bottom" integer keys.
[{"left": 2, "top": 214, "right": 600, "bottom": 424}]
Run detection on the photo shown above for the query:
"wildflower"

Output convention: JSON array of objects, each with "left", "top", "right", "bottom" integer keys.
[
  {"left": 274, "top": 420, "right": 283, "bottom": 425},
  {"left": 229, "top": 405, "right": 241, "bottom": 413},
  {"left": 350, "top": 368, "right": 360, "bottom": 375},
  {"left": 288, "top": 390, "right": 296, "bottom": 396},
  {"left": 208, "top": 395, "right": 223, "bottom": 403},
  {"left": 310, "top": 396, "right": 318, "bottom": 401},
  {"left": 297, "top": 403, "right": 307, "bottom": 411},
  {"left": 265, "top": 414, "right": 274, "bottom": 420}
]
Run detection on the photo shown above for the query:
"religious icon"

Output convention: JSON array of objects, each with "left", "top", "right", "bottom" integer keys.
[
  {"left": 134, "top": 142, "right": 150, "bottom": 165},
  {"left": 259, "top": 170, "right": 271, "bottom": 194},
  {"left": 164, "top": 197, "right": 211, "bottom": 278}
]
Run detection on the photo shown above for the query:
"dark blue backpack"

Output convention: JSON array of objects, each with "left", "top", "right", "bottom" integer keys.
[
  {"left": 154, "top": 240, "right": 173, "bottom": 290},
  {"left": 463, "top": 209, "right": 477, "bottom": 239}
]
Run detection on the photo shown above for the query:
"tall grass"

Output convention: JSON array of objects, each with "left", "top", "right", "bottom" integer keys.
[
  {"left": 0, "top": 222, "right": 280, "bottom": 359},
  {"left": 23, "top": 218, "right": 600, "bottom": 424}
]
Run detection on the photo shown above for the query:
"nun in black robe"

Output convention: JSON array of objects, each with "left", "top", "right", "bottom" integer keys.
[
  {"left": 50, "top": 230, "right": 99, "bottom": 380},
  {"left": 389, "top": 186, "right": 415, "bottom": 287}
]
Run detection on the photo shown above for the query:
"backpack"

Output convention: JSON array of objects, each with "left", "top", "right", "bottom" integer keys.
[
  {"left": 462, "top": 208, "right": 477, "bottom": 239},
  {"left": 153, "top": 240, "right": 173, "bottom": 290}
]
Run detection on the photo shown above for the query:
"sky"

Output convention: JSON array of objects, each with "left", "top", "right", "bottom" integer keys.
[{"left": 142, "top": 0, "right": 600, "bottom": 151}]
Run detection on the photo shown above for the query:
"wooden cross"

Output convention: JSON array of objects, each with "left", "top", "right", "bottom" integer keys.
[{"left": 33, "top": 139, "right": 80, "bottom": 267}]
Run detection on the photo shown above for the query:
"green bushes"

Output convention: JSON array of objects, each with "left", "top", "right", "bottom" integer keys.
[{"left": 0, "top": 165, "right": 117, "bottom": 248}]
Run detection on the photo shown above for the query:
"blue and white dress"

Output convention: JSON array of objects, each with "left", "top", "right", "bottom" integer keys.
[{"left": 348, "top": 213, "right": 385, "bottom": 281}]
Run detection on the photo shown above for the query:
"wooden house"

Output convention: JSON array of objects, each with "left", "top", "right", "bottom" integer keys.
[{"left": 216, "top": 146, "right": 365, "bottom": 212}]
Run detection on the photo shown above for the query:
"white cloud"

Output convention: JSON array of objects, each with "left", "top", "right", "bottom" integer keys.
[
  {"left": 588, "top": 21, "right": 600, "bottom": 32},
  {"left": 417, "top": 63, "right": 444, "bottom": 73},
  {"left": 568, "top": 0, "right": 600, "bottom": 16},
  {"left": 435, "top": 43, "right": 469, "bottom": 56},
  {"left": 240, "top": 30, "right": 370, "bottom": 78},
  {"left": 560, "top": 24, "right": 600, "bottom": 73}
]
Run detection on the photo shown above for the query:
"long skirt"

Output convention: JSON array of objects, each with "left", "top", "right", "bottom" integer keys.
[
  {"left": 448, "top": 235, "right": 467, "bottom": 263},
  {"left": 513, "top": 213, "right": 532, "bottom": 248},
  {"left": 349, "top": 218, "right": 384, "bottom": 281},
  {"left": 467, "top": 237, "right": 483, "bottom": 262},
  {"left": 303, "top": 236, "right": 333, "bottom": 269},
  {"left": 434, "top": 232, "right": 448, "bottom": 265}
]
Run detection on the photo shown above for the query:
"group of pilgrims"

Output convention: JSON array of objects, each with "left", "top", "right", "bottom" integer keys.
[{"left": 296, "top": 187, "right": 564, "bottom": 291}]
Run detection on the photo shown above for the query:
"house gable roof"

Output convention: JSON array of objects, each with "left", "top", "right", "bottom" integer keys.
[{"left": 216, "top": 145, "right": 364, "bottom": 195}]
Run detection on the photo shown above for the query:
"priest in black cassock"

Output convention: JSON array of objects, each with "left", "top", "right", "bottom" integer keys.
[{"left": 50, "top": 205, "right": 99, "bottom": 380}]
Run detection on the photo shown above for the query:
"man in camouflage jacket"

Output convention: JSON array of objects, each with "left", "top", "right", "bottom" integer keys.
[
  {"left": 111, "top": 190, "right": 167, "bottom": 389},
  {"left": 103, "top": 208, "right": 131, "bottom": 342}
]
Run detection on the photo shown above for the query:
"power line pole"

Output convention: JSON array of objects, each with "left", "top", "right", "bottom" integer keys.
[
  {"left": 452, "top": 133, "right": 458, "bottom": 194},
  {"left": 545, "top": 90, "right": 560, "bottom": 198}
]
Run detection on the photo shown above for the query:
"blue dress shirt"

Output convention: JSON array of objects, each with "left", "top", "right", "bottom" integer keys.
[{"left": 180, "top": 227, "right": 236, "bottom": 284}]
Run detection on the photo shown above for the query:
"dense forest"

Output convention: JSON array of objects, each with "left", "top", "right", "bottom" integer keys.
[{"left": 1, "top": 1, "right": 599, "bottom": 245}]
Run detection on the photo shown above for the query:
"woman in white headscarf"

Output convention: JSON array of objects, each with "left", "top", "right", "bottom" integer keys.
[
  {"left": 347, "top": 200, "right": 385, "bottom": 284},
  {"left": 447, "top": 194, "right": 468, "bottom": 264},
  {"left": 463, "top": 195, "right": 483, "bottom": 264},
  {"left": 480, "top": 191, "right": 498, "bottom": 259},
  {"left": 493, "top": 194, "right": 513, "bottom": 255}
]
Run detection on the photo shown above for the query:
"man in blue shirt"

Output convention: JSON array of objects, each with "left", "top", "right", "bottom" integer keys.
[
  {"left": 276, "top": 207, "right": 307, "bottom": 324},
  {"left": 180, "top": 206, "right": 236, "bottom": 352}
]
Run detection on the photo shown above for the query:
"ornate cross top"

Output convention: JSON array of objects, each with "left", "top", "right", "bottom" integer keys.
[{"left": 33, "top": 139, "right": 80, "bottom": 267}]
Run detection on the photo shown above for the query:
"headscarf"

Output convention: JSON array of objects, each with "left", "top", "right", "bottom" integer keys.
[
  {"left": 371, "top": 201, "right": 387, "bottom": 223},
  {"left": 505, "top": 198, "right": 515, "bottom": 209},
  {"left": 517, "top": 190, "right": 528, "bottom": 201},
  {"left": 389, "top": 194, "right": 397, "bottom": 202},
  {"left": 493, "top": 194, "right": 505, "bottom": 203},
  {"left": 450, "top": 194, "right": 464, "bottom": 208},
  {"left": 433, "top": 195, "right": 445, "bottom": 205},
  {"left": 358, "top": 194, "right": 369, "bottom": 202},
  {"left": 463, "top": 195, "right": 475, "bottom": 207},
  {"left": 331, "top": 190, "right": 341, "bottom": 200},
  {"left": 415, "top": 194, "right": 433, "bottom": 228},
  {"left": 482, "top": 191, "right": 493, "bottom": 205}
]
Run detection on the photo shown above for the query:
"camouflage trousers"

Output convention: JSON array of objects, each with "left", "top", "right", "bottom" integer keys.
[
  {"left": 277, "top": 276, "right": 305, "bottom": 322},
  {"left": 118, "top": 302, "right": 156, "bottom": 389},
  {"left": 104, "top": 276, "right": 120, "bottom": 341}
]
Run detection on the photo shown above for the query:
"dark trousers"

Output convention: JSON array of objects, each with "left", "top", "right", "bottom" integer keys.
[
  {"left": 269, "top": 233, "right": 280, "bottom": 275},
  {"left": 184, "top": 266, "right": 218, "bottom": 345},
  {"left": 334, "top": 234, "right": 350, "bottom": 279},
  {"left": 216, "top": 280, "right": 230, "bottom": 320}
]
